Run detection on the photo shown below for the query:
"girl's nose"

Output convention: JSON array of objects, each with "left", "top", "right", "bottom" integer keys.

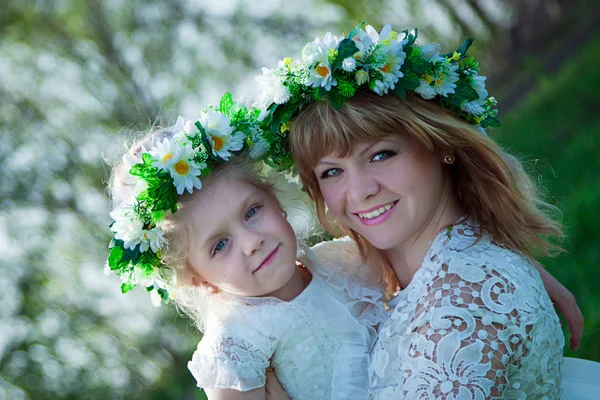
[{"left": 241, "top": 228, "right": 264, "bottom": 256}]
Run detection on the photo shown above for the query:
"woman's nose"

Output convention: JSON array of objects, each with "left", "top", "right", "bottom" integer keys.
[{"left": 347, "top": 170, "right": 379, "bottom": 203}]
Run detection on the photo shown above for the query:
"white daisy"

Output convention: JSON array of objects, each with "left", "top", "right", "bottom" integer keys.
[
  {"left": 373, "top": 42, "right": 407, "bottom": 94},
  {"left": 167, "top": 144, "right": 204, "bottom": 195},
  {"left": 303, "top": 32, "right": 342, "bottom": 91},
  {"left": 110, "top": 204, "right": 166, "bottom": 252},
  {"left": 432, "top": 62, "right": 460, "bottom": 97},
  {"left": 305, "top": 60, "right": 337, "bottom": 90},
  {"left": 137, "top": 225, "right": 166, "bottom": 253},
  {"left": 415, "top": 79, "right": 437, "bottom": 100},
  {"left": 149, "top": 136, "right": 178, "bottom": 172},
  {"left": 197, "top": 110, "right": 246, "bottom": 161},
  {"left": 416, "top": 61, "right": 460, "bottom": 99},
  {"left": 461, "top": 75, "right": 488, "bottom": 116},
  {"left": 254, "top": 61, "right": 291, "bottom": 110}
]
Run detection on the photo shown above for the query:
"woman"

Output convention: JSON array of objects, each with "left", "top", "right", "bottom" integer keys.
[{"left": 255, "top": 23, "right": 598, "bottom": 398}]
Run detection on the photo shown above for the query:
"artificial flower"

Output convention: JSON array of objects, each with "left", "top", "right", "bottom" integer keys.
[
  {"left": 167, "top": 144, "right": 204, "bottom": 194},
  {"left": 197, "top": 110, "right": 246, "bottom": 160},
  {"left": 254, "top": 61, "right": 292, "bottom": 110},
  {"left": 461, "top": 75, "right": 488, "bottom": 116}
]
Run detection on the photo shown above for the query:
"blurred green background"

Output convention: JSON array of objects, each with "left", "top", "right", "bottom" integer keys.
[{"left": 1, "top": 0, "right": 599, "bottom": 398}]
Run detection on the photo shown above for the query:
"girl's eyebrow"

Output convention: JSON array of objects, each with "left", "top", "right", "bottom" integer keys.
[{"left": 199, "top": 192, "right": 255, "bottom": 248}]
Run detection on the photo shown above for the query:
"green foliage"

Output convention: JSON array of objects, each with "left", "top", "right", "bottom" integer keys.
[
  {"left": 495, "top": 33, "right": 600, "bottom": 362},
  {"left": 218, "top": 92, "right": 236, "bottom": 116},
  {"left": 137, "top": 176, "right": 178, "bottom": 213}
]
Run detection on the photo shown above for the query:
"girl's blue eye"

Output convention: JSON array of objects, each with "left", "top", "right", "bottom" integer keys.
[
  {"left": 371, "top": 150, "right": 396, "bottom": 162},
  {"left": 213, "top": 239, "right": 227, "bottom": 255},
  {"left": 320, "top": 168, "right": 342, "bottom": 179},
  {"left": 246, "top": 206, "right": 260, "bottom": 220}
]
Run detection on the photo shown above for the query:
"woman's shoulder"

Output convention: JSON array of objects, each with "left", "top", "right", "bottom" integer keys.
[{"left": 429, "top": 220, "right": 539, "bottom": 280}]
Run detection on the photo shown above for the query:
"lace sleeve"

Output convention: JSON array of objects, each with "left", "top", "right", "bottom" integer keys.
[
  {"left": 187, "top": 329, "right": 272, "bottom": 392},
  {"left": 399, "top": 255, "right": 555, "bottom": 399}
]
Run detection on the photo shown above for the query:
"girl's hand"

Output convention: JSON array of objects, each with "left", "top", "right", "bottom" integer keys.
[
  {"left": 265, "top": 367, "right": 290, "bottom": 400},
  {"left": 535, "top": 264, "right": 584, "bottom": 350}
]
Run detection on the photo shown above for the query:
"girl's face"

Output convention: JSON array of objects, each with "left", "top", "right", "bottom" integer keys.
[
  {"left": 185, "top": 176, "right": 298, "bottom": 298},
  {"left": 313, "top": 134, "right": 447, "bottom": 251}
]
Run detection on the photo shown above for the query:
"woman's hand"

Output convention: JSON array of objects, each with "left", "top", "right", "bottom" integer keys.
[
  {"left": 265, "top": 367, "right": 290, "bottom": 400},
  {"left": 535, "top": 264, "right": 583, "bottom": 350}
]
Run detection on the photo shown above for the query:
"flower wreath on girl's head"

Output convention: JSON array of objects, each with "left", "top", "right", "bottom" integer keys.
[
  {"left": 106, "top": 93, "right": 266, "bottom": 306},
  {"left": 253, "top": 22, "right": 501, "bottom": 172}
]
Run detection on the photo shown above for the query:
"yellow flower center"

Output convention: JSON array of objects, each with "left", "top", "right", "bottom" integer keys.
[
  {"left": 175, "top": 160, "right": 189, "bottom": 175},
  {"left": 280, "top": 121, "right": 291, "bottom": 133},
  {"left": 423, "top": 74, "right": 433, "bottom": 84},
  {"left": 143, "top": 232, "right": 148, "bottom": 239},
  {"left": 316, "top": 65, "right": 330, "bottom": 77},
  {"left": 436, "top": 78, "right": 443, "bottom": 86},
  {"left": 212, "top": 136, "right": 224, "bottom": 151},
  {"left": 163, "top": 153, "right": 173, "bottom": 164},
  {"left": 380, "top": 63, "right": 391, "bottom": 73}
]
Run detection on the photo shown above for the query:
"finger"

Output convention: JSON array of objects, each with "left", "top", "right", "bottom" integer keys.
[{"left": 567, "top": 309, "right": 584, "bottom": 351}]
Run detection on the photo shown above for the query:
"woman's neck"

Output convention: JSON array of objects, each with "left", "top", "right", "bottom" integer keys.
[{"left": 384, "top": 190, "right": 465, "bottom": 289}]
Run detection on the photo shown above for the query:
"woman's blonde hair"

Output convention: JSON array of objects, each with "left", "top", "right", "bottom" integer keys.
[
  {"left": 108, "top": 126, "right": 280, "bottom": 332},
  {"left": 289, "top": 89, "right": 564, "bottom": 291}
]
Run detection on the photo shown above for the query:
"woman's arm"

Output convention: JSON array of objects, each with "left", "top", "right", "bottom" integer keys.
[{"left": 534, "top": 263, "right": 583, "bottom": 350}]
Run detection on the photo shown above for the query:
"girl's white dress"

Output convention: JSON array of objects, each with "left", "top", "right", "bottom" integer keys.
[
  {"left": 188, "top": 239, "right": 387, "bottom": 400},
  {"left": 369, "top": 221, "right": 566, "bottom": 399}
]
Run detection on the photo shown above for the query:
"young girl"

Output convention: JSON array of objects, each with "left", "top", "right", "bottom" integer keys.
[
  {"left": 253, "top": 23, "right": 600, "bottom": 398},
  {"left": 106, "top": 96, "right": 387, "bottom": 400}
]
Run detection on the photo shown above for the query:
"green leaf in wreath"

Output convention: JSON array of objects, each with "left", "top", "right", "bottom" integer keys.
[
  {"left": 347, "top": 22, "right": 364, "bottom": 40},
  {"left": 121, "top": 282, "right": 136, "bottom": 294},
  {"left": 219, "top": 92, "right": 235, "bottom": 117}
]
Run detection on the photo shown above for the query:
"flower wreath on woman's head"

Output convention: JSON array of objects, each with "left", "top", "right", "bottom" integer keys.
[
  {"left": 253, "top": 22, "right": 500, "bottom": 172},
  {"left": 106, "top": 93, "right": 266, "bottom": 306}
]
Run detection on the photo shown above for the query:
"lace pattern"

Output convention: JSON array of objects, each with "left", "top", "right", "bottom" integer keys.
[{"left": 369, "top": 221, "right": 564, "bottom": 399}]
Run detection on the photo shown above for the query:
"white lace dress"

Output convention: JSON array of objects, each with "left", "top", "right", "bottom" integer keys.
[
  {"left": 369, "top": 221, "right": 565, "bottom": 399},
  {"left": 188, "top": 239, "right": 387, "bottom": 399}
]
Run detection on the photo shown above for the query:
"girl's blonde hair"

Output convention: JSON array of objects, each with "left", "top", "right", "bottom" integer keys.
[
  {"left": 108, "top": 127, "right": 281, "bottom": 332},
  {"left": 289, "top": 89, "right": 564, "bottom": 291}
]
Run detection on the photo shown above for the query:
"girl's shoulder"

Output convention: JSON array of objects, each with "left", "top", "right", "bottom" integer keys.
[
  {"left": 188, "top": 311, "right": 280, "bottom": 391},
  {"left": 299, "top": 238, "right": 386, "bottom": 294}
]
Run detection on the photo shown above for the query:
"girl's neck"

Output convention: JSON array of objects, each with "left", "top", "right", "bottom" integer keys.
[
  {"left": 384, "top": 190, "right": 465, "bottom": 289},
  {"left": 264, "top": 264, "right": 312, "bottom": 302}
]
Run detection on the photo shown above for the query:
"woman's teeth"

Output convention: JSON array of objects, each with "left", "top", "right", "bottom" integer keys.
[{"left": 357, "top": 202, "right": 395, "bottom": 219}]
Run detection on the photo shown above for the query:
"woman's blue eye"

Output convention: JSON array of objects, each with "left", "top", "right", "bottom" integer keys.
[
  {"left": 371, "top": 150, "right": 396, "bottom": 162},
  {"left": 213, "top": 239, "right": 227, "bottom": 255},
  {"left": 320, "top": 168, "right": 342, "bottom": 179}
]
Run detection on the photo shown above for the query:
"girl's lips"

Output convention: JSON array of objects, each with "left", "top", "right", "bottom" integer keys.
[
  {"left": 355, "top": 200, "right": 398, "bottom": 226},
  {"left": 253, "top": 246, "right": 279, "bottom": 273}
]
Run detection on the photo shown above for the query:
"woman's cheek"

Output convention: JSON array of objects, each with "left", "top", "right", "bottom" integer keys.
[{"left": 321, "top": 185, "right": 344, "bottom": 217}]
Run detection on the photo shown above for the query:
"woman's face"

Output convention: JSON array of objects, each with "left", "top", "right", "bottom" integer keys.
[{"left": 313, "top": 134, "right": 447, "bottom": 251}]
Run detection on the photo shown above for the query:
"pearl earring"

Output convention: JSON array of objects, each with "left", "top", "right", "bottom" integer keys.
[{"left": 281, "top": 210, "right": 287, "bottom": 218}]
